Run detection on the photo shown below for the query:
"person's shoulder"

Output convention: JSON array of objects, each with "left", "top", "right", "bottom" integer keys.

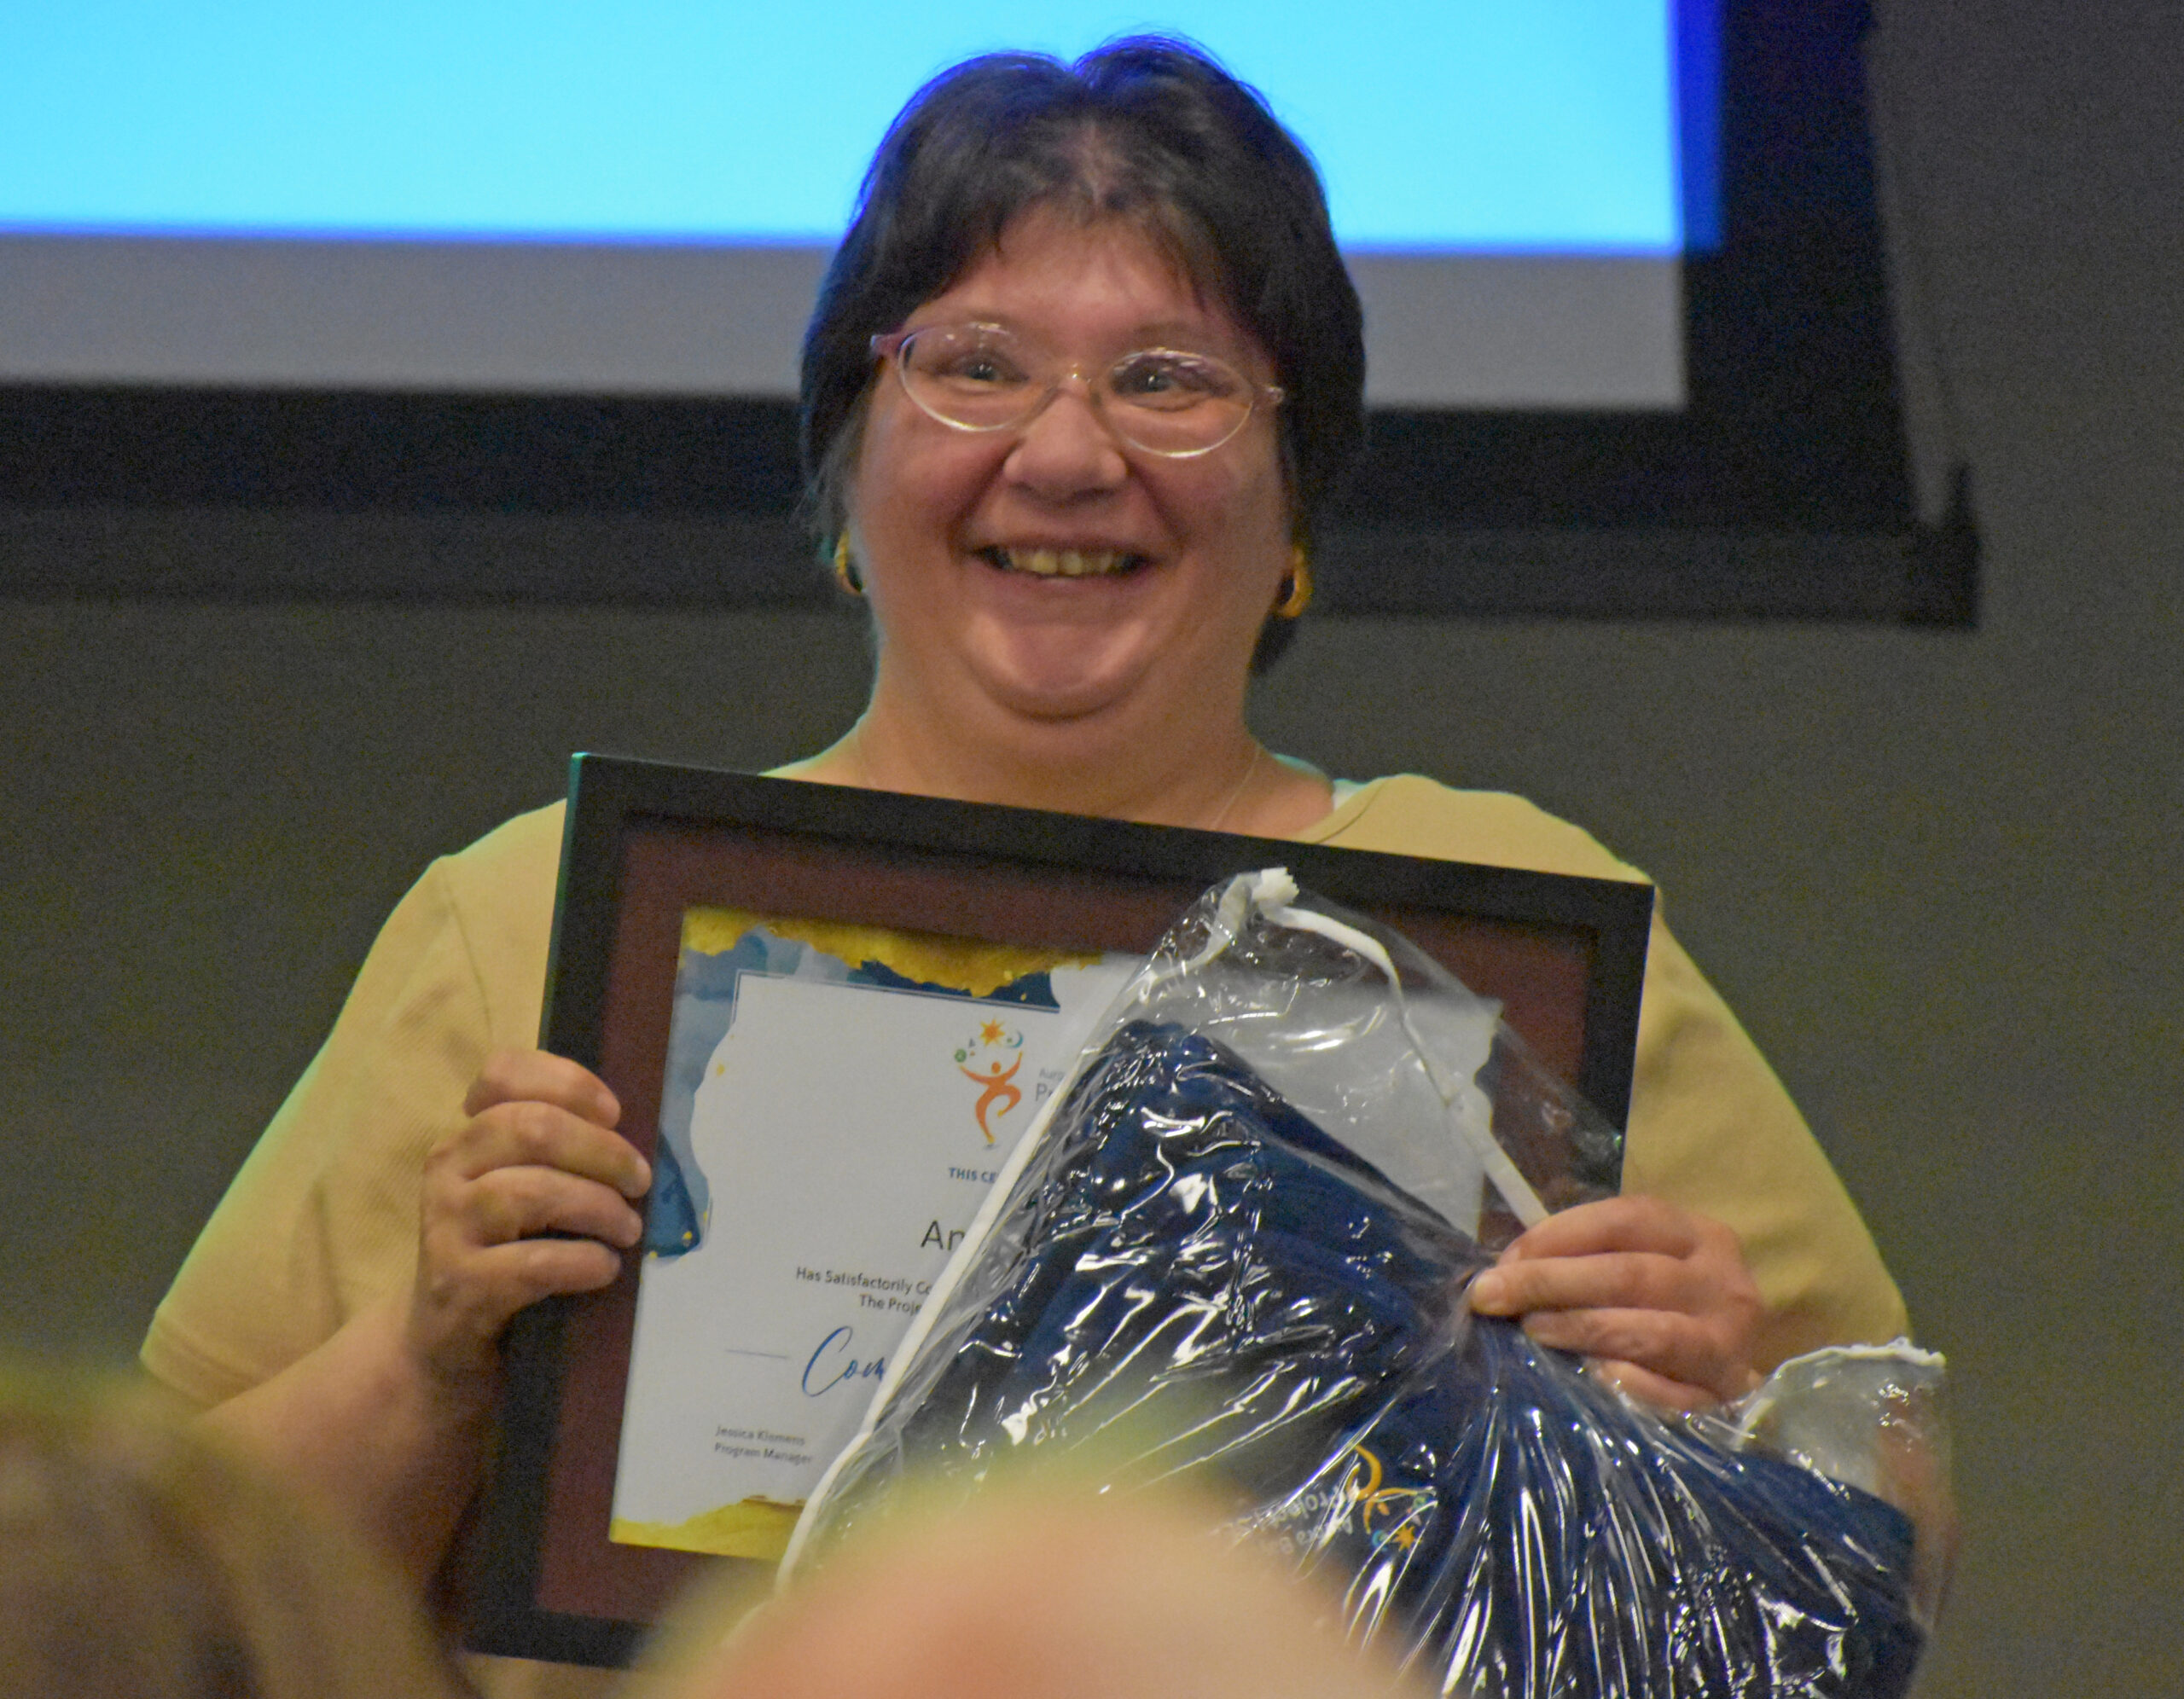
[
  {"left": 1303, "top": 774, "right": 1649, "bottom": 885},
  {"left": 433, "top": 799, "right": 567, "bottom": 900},
  {"left": 410, "top": 802, "right": 567, "bottom": 1029}
]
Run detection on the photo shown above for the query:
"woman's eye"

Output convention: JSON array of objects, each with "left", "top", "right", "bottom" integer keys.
[
  {"left": 928, "top": 344, "right": 1027, "bottom": 386},
  {"left": 1112, "top": 354, "right": 1233, "bottom": 405}
]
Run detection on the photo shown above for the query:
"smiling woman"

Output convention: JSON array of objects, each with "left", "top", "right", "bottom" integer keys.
[
  {"left": 810, "top": 209, "right": 1309, "bottom": 826},
  {"left": 142, "top": 37, "right": 1911, "bottom": 1697},
  {"left": 775, "top": 43, "right": 1368, "bottom": 828}
]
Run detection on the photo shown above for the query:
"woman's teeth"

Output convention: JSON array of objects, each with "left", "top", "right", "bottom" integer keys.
[{"left": 985, "top": 547, "right": 1139, "bottom": 578}]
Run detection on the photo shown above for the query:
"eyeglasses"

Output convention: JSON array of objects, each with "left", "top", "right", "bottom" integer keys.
[{"left": 870, "top": 322, "right": 1282, "bottom": 458}]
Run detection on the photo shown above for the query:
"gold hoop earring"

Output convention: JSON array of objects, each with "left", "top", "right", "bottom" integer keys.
[
  {"left": 834, "top": 534, "right": 863, "bottom": 596},
  {"left": 1274, "top": 543, "right": 1312, "bottom": 619}
]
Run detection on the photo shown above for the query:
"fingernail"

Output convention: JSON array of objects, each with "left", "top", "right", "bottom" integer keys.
[{"left": 1471, "top": 1271, "right": 1507, "bottom": 1310}]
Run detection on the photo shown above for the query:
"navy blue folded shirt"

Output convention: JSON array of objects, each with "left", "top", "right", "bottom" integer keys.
[{"left": 879, "top": 1020, "right": 1923, "bottom": 1698}]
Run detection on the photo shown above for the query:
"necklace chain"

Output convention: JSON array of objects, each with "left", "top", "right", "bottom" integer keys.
[{"left": 1205, "top": 742, "right": 1263, "bottom": 833}]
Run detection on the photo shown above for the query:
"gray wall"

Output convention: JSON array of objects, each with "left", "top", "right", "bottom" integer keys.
[{"left": 3, "top": 1, "right": 2176, "bottom": 1692}]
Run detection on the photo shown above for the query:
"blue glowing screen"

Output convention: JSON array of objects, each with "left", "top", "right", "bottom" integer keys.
[{"left": 6, "top": 3, "right": 1688, "bottom": 253}]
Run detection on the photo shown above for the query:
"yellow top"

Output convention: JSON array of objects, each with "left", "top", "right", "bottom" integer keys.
[{"left": 143, "top": 774, "right": 1906, "bottom": 1698}]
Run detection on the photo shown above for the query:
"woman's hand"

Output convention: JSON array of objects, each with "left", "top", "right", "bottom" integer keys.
[
  {"left": 1467, "top": 1196, "right": 1763, "bottom": 1412},
  {"left": 409, "top": 1049, "right": 651, "bottom": 1396},
  {"left": 206, "top": 1051, "right": 651, "bottom": 1586}
]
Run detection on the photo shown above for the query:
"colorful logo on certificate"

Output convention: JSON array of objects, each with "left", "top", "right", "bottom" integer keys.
[{"left": 955, "top": 1020, "right": 1025, "bottom": 1144}]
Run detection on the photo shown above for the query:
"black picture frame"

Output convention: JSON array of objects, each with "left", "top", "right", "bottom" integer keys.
[{"left": 460, "top": 754, "right": 1654, "bottom": 1667}]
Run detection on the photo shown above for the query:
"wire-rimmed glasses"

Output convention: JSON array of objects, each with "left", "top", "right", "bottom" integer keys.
[{"left": 871, "top": 322, "right": 1282, "bottom": 458}]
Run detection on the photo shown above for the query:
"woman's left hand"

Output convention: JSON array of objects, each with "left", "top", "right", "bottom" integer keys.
[{"left": 1466, "top": 1196, "right": 1763, "bottom": 1412}]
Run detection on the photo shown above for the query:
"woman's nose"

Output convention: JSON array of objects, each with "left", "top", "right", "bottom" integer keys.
[{"left": 1002, "top": 374, "right": 1130, "bottom": 497}]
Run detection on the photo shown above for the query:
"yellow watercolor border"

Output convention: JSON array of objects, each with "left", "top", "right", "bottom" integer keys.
[
  {"left": 609, "top": 1498, "right": 802, "bottom": 1562},
  {"left": 681, "top": 906, "right": 1101, "bottom": 998}
]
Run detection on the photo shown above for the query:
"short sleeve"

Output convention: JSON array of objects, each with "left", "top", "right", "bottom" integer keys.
[
  {"left": 142, "top": 805, "right": 563, "bottom": 1406},
  {"left": 1622, "top": 909, "right": 1908, "bottom": 1364}
]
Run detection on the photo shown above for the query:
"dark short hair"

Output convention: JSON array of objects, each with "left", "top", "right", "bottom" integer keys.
[{"left": 799, "top": 36, "right": 1364, "bottom": 603}]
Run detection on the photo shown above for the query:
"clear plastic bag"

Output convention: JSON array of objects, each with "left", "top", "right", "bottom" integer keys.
[{"left": 787, "top": 872, "right": 1946, "bottom": 1697}]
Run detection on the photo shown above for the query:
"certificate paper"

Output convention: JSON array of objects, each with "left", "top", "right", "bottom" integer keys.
[{"left": 607, "top": 907, "right": 1136, "bottom": 1560}]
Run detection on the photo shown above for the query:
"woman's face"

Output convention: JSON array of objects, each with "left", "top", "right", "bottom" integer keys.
[{"left": 847, "top": 210, "right": 1292, "bottom": 745}]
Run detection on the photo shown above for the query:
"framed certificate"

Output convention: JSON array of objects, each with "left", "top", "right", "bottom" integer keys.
[{"left": 462, "top": 756, "right": 1653, "bottom": 1667}]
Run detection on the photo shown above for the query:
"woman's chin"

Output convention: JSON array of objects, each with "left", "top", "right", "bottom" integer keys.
[
  {"left": 966, "top": 632, "right": 1161, "bottom": 728},
  {"left": 979, "top": 666, "right": 1145, "bottom": 727}
]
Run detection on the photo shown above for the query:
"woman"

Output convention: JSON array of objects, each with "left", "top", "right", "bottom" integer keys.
[{"left": 145, "top": 35, "right": 1905, "bottom": 1631}]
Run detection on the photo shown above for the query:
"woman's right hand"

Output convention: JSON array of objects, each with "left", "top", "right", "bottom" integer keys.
[{"left": 408, "top": 1049, "right": 651, "bottom": 1398}]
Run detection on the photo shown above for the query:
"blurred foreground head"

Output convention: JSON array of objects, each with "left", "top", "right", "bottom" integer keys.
[
  {"left": 0, "top": 1367, "right": 464, "bottom": 1699},
  {"left": 653, "top": 1487, "right": 1432, "bottom": 1699}
]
